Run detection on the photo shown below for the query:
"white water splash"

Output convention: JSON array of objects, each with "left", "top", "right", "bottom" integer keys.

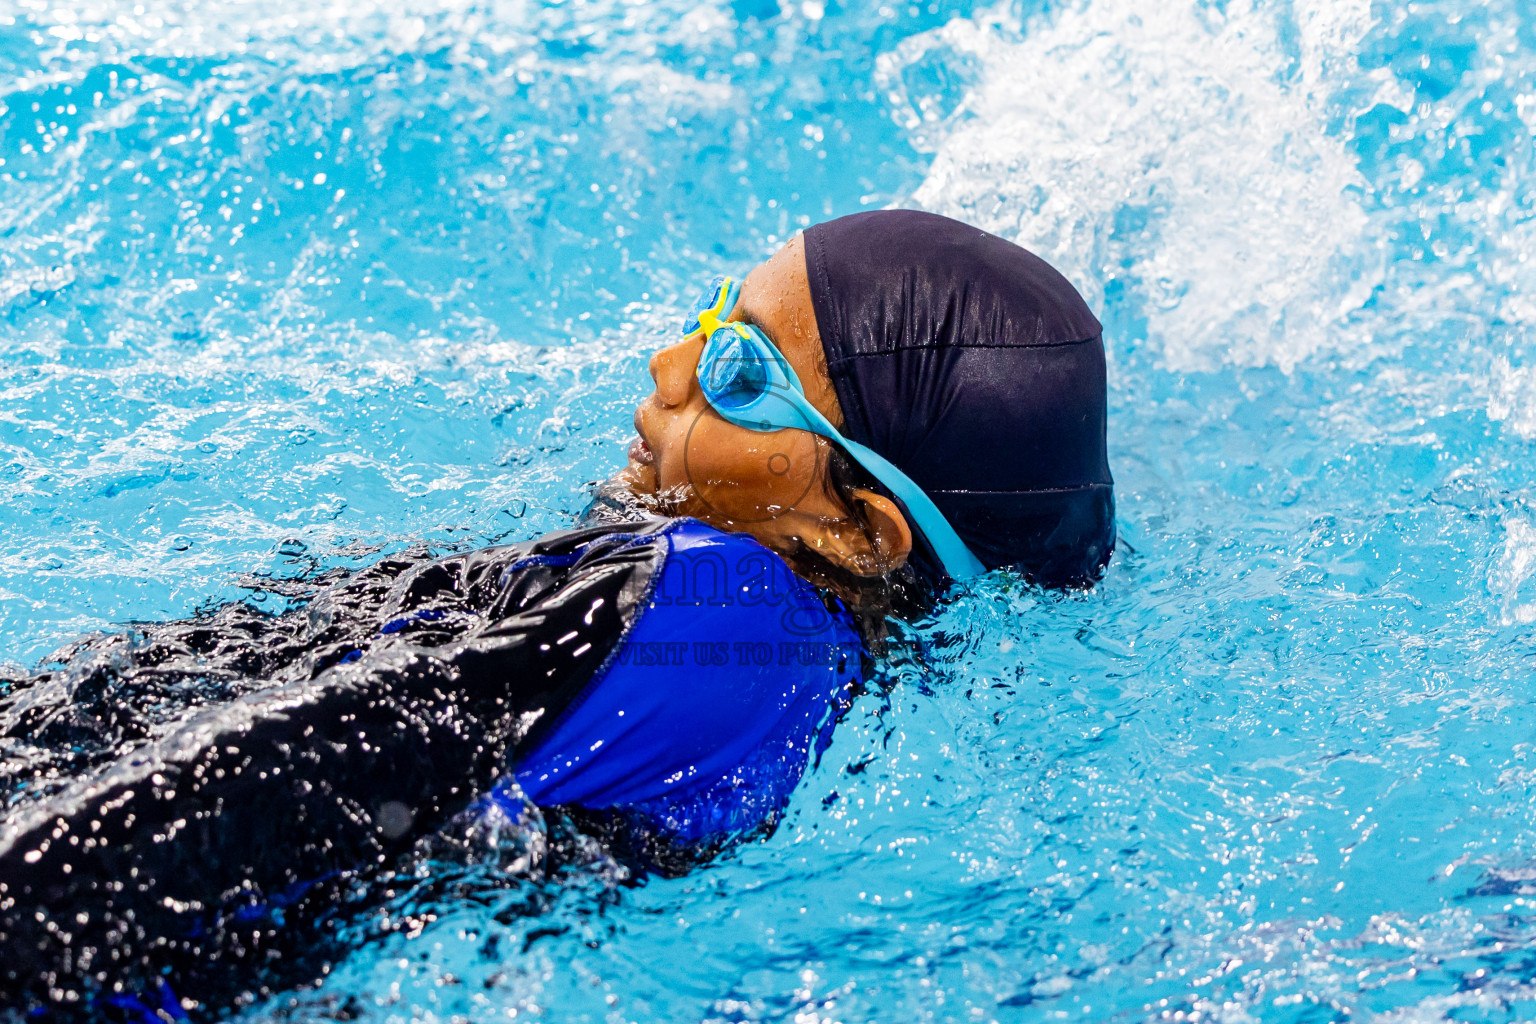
[
  {"left": 1487, "top": 355, "right": 1536, "bottom": 441},
  {"left": 881, "top": 0, "right": 1389, "bottom": 371},
  {"left": 1490, "top": 515, "right": 1536, "bottom": 626}
]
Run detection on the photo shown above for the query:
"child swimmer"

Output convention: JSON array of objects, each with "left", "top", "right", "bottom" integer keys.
[
  {"left": 618, "top": 208, "right": 1113, "bottom": 594},
  {"left": 0, "top": 210, "right": 1112, "bottom": 1017}
]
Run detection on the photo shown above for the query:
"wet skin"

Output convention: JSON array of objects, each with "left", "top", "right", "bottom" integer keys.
[{"left": 618, "top": 235, "right": 913, "bottom": 576}]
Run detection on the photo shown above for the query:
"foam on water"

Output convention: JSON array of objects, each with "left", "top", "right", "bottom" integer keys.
[
  {"left": 1492, "top": 516, "right": 1536, "bottom": 627},
  {"left": 883, "top": 0, "right": 1385, "bottom": 371},
  {"left": 1489, "top": 355, "right": 1536, "bottom": 440}
]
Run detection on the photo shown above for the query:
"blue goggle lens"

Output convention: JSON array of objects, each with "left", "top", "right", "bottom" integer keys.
[
  {"left": 682, "top": 275, "right": 727, "bottom": 337},
  {"left": 701, "top": 327, "right": 770, "bottom": 411}
]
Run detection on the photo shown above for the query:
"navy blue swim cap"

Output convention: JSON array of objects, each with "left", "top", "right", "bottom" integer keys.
[{"left": 803, "top": 210, "right": 1114, "bottom": 586}]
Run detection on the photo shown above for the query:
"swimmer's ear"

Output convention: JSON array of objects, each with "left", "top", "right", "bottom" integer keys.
[{"left": 845, "top": 488, "right": 912, "bottom": 575}]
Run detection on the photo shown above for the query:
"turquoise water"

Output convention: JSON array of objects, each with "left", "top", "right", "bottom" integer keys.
[{"left": 5, "top": 0, "right": 1536, "bottom": 1019}]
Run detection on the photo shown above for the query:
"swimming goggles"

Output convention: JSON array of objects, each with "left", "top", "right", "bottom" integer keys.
[{"left": 682, "top": 275, "right": 986, "bottom": 580}]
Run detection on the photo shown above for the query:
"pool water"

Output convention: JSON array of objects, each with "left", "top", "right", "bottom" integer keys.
[{"left": 4, "top": 0, "right": 1536, "bottom": 1019}]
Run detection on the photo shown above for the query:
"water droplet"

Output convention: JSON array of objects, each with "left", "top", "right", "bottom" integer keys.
[
  {"left": 377, "top": 801, "right": 415, "bottom": 839},
  {"left": 277, "top": 538, "right": 307, "bottom": 557}
]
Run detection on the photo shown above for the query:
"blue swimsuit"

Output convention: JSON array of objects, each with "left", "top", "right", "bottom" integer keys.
[{"left": 511, "top": 520, "right": 860, "bottom": 841}]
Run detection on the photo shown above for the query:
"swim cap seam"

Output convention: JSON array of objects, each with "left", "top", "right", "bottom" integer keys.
[
  {"left": 825, "top": 334, "right": 1101, "bottom": 356},
  {"left": 928, "top": 482, "right": 1114, "bottom": 496}
]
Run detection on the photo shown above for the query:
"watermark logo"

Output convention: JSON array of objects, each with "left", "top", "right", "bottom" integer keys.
[{"left": 650, "top": 544, "right": 837, "bottom": 637}]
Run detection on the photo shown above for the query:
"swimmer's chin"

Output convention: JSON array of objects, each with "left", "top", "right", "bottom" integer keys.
[
  {"left": 614, "top": 459, "right": 658, "bottom": 499},
  {"left": 610, "top": 461, "right": 692, "bottom": 518}
]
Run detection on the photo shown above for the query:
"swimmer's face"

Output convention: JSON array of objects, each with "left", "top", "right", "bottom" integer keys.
[{"left": 621, "top": 235, "right": 913, "bottom": 576}]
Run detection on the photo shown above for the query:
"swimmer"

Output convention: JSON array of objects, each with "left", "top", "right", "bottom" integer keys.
[
  {"left": 0, "top": 210, "right": 1111, "bottom": 1018},
  {"left": 611, "top": 209, "right": 1113, "bottom": 592}
]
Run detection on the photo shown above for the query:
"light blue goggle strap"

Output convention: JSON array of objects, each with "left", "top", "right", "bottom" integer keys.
[{"left": 700, "top": 321, "right": 988, "bottom": 580}]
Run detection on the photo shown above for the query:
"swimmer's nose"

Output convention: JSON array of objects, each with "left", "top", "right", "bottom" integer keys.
[{"left": 649, "top": 338, "right": 702, "bottom": 409}]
